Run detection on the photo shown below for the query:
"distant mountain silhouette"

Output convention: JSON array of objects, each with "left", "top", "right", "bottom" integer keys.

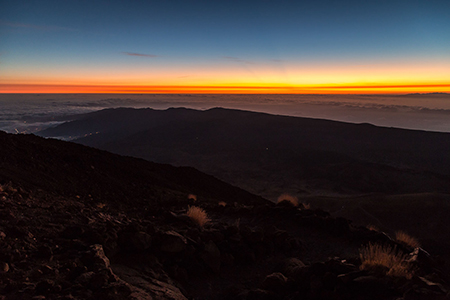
[
  {"left": 404, "top": 92, "right": 450, "bottom": 96},
  {"left": 39, "top": 107, "right": 450, "bottom": 198}
]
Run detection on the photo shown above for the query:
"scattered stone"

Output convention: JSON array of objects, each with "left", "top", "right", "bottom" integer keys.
[
  {"left": 200, "top": 240, "right": 221, "bottom": 273},
  {"left": 160, "top": 231, "right": 187, "bottom": 253},
  {"left": 0, "top": 262, "right": 9, "bottom": 273},
  {"left": 261, "top": 272, "right": 287, "bottom": 292},
  {"left": 35, "top": 279, "right": 55, "bottom": 295}
]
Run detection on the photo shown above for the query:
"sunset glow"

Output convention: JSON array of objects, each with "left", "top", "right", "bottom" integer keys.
[
  {"left": 1, "top": 83, "right": 449, "bottom": 94},
  {"left": 1, "top": 1, "right": 449, "bottom": 94}
]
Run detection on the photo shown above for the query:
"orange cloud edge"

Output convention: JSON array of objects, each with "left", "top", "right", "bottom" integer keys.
[{"left": 1, "top": 83, "right": 449, "bottom": 94}]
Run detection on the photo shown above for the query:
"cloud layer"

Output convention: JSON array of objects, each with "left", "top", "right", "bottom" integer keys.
[{"left": 121, "top": 52, "right": 158, "bottom": 58}]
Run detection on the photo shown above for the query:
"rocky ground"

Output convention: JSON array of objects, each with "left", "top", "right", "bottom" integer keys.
[
  {"left": 0, "top": 131, "right": 449, "bottom": 299},
  {"left": 0, "top": 182, "right": 449, "bottom": 300}
]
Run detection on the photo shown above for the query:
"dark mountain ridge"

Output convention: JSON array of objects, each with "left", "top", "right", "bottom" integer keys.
[{"left": 39, "top": 107, "right": 450, "bottom": 198}]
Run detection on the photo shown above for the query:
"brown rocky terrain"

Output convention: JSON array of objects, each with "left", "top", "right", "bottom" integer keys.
[
  {"left": 0, "top": 131, "right": 449, "bottom": 299},
  {"left": 37, "top": 107, "right": 450, "bottom": 263}
]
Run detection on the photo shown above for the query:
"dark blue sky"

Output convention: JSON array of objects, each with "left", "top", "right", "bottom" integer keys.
[{"left": 1, "top": 0, "right": 449, "bottom": 93}]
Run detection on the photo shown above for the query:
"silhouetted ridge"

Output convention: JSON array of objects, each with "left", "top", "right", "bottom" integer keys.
[{"left": 39, "top": 107, "right": 450, "bottom": 197}]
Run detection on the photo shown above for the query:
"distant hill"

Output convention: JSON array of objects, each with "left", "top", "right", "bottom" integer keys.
[
  {"left": 403, "top": 92, "right": 450, "bottom": 96},
  {"left": 39, "top": 107, "right": 450, "bottom": 199}
]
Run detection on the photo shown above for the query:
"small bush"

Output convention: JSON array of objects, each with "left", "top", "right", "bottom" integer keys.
[
  {"left": 187, "top": 194, "right": 197, "bottom": 202},
  {"left": 302, "top": 203, "right": 311, "bottom": 210},
  {"left": 366, "top": 224, "right": 379, "bottom": 232},
  {"left": 395, "top": 231, "right": 420, "bottom": 248},
  {"left": 277, "top": 194, "right": 299, "bottom": 207},
  {"left": 359, "top": 243, "right": 413, "bottom": 279},
  {"left": 218, "top": 201, "right": 227, "bottom": 207},
  {"left": 186, "top": 206, "right": 210, "bottom": 227}
]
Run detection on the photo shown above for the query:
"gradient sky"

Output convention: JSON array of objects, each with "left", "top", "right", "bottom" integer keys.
[{"left": 1, "top": 0, "right": 450, "bottom": 93}]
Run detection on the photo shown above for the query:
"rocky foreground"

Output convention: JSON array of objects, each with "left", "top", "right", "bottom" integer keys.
[
  {"left": 0, "top": 182, "right": 449, "bottom": 300},
  {"left": 0, "top": 131, "right": 449, "bottom": 299}
]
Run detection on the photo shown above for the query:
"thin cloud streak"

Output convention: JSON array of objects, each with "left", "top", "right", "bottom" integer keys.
[
  {"left": 122, "top": 52, "right": 158, "bottom": 58},
  {"left": 222, "top": 56, "right": 255, "bottom": 65},
  {"left": 1, "top": 21, "right": 76, "bottom": 31}
]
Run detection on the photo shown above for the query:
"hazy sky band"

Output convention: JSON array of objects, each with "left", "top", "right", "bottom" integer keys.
[
  {"left": 2, "top": 83, "right": 449, "bottom": 94},
  {"left": 1, "top": 0, "right": 449, "bottom": 93}
]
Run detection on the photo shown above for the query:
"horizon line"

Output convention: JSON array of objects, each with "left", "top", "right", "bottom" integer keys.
[{"left": 1, "top": 83, "right": 449, "bottom": 94}]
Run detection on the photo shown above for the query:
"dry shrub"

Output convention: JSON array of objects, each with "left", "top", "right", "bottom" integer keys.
[
  {"left": 302, "top": 203, "right": 311, "bottom": 210},
  {"left": 187, "top": 194, "right": 197, "bottom": 202},
  {"left": 96, "top": 203, "right": 107, "bottom": 209},
  {"left": 366, "top": 224, "right": 379, "bottom": 232},
  {"left": 186, "top": 206, "right": 210, "bottom": 227},
  {"left": 218, "top": 201, "right": 227, "bottom": 207},
  {"left": 360, "top": 243, "right": 413, "bottom": 279},
  {"left": 277, "top": 194, "right": 299, "bottom": 207},
  {"left": 395, "top": 231, "right": 420, "bottom": 248},
  {"left": 0, "top": 185, "right": 3, "bottom": 193},
  {"left": 3, "top": 182, "right": 16, "bottom": 193}
]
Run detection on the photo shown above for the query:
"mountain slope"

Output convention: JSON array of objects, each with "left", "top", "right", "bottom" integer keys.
[
  {"left": 39, "top": 107, "right": 450, "bottom": 198},
  {"left": 0, "top": 130, "right": 266, "bottom": 206},
  {"left": 1, "top": 130, "right": 449, "bottom": 299}
]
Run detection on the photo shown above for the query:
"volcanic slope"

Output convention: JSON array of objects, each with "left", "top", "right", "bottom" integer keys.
[
  {"left": 0, "top": 130, "right": 264, "bottom": 207},
  {"left": 39, "top": 107, "right": 450, "bottom": 198},
  {"left": 1, "top": 131, "right": 449, "bottom": 299}
]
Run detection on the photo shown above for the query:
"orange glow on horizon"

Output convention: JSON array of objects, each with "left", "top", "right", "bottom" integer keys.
[{"left": 1, "top": 83, "right": 449, "bottom": 94}]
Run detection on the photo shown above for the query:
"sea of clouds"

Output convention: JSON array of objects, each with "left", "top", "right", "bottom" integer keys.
[{"left": 1, "top": 93, "right": 450, "bottom": 134}]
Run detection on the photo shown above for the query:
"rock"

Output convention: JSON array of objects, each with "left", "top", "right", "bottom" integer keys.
[
  {"left": 36, "top": 245, "right": 53, "bottom": 259},
  {"left": 246, "top": 289, "right": 276, "bottom": 300},
  {"left": 35, "top": 279, "right": 55, "bottom": 295},
  {"left": 160, "top": 231, "right": 187, "bottom": 253},
  {"left": 325, "top": 258, "right": 357, "bottom": 275},
  {"left": 76, "top": 271, "right": 95, "bottom": 285},
  {"left": 337, "top": 270, "right": 368, "bottom": 284},
  {"left": 281, "top": 258, "right": 306, "bottom": 278},
  {"left": 40, "top": 265, "right": 56, "bottom": 275},
  {"left": 200, "top": 240, "right": 221, "bottom": 273},
  {"left": 261, "top": 272, "right": 287, "bottom": 292},
  {"left": 82, "top": 244, "right": 111, "bottom": 271},
  {"left": 93, "top": 282, "right": 132, "bottom": 300},
  {"left": 241, "top": 226, "right": 264, "bottom": 243},
  {"left": 119, "top": 230, "right": 152, "bottom": 252},
  {"left": 416, "top": 276, "right": 448, "bottom": 295},
  {"left": 0, "top": 262, "right": 9, "bottom": 273},
  {"left": 350, "top": 276, "right": 395, "bottom": 299},
  {"left": 61, "top": 225, "right": 84, "bottom": 239}
]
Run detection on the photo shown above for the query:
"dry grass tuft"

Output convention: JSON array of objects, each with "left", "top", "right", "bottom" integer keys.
[
  {"left": 2, "top": 182, "right": 17, "bottom": 193},
  {"left": 277, "top": 194, "right": 299, "bottom": 207},
  {"left": 186, "top": 206, "right": 210, "bottom": 227},
  {"left": 187, "top": 194, "right": 197, "bottom": 202},
  {"left": 360, "top": 243, "right": 413, "bottom": 279},
  {"left": 395, "top": 231, "right": 420, "bottom": 248},
  {"left": 302, "top": 203, "right": 311, "bottom": 210},
  {"left": 366, "top": 224, "right": 379, "bottom": 232}
]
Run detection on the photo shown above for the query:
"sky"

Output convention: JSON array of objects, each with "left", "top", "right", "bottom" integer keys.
[{"left": 1, "top": 0, "right": 450, "bottom": 94}]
